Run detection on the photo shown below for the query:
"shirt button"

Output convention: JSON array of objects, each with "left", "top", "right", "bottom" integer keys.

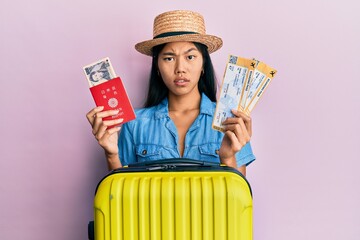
[
  {"left": 142, "top": 149, "right": 147, "bottom": 155},
  {"left": 215, "top": 150, "right": 219, "bottom": 155}
]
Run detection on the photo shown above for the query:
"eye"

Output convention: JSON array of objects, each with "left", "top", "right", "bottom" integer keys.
[
  {"left": 163, "top": 57, "right": 174, "bottom": 61},
  {"left": 187, "top": 55, "right": 196, "bottom": 60}
]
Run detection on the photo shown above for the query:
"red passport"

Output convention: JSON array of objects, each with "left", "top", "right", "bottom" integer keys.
[{"left": 89, "top": 77, "right": 136, "bottom": 125}]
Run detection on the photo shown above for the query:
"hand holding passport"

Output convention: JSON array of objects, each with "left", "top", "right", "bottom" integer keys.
[{"left": 83, "top": 57, "right": 136, "bottom": 126}]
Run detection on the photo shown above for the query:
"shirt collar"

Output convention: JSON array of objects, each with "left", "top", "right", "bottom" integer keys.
[
  {"left": 154, "top": 93, "right": 214, "bottom": 119},
  {"left": 199, "top": 93, "right": 215, "bottom": 116}
]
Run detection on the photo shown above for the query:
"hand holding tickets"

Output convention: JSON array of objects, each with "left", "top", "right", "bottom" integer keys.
[
  {"left": 83, "top": 57, "right": 136, "bottom": 126},
  {"left": 213, "top": 55, "right": 277, "bottom": 132}
]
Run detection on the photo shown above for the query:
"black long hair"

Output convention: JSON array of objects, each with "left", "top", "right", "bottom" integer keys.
[{"left": 144, "top": 42, "right": 217, "bottom": 108}]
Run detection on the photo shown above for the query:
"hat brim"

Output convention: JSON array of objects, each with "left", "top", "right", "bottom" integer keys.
[{"left": 135, "top": 34, "right": 223, "bottom": 56}]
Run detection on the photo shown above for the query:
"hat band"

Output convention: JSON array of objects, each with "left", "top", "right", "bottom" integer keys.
[{"left": 154, "top": 31, "right": 197, "bottom": 39}]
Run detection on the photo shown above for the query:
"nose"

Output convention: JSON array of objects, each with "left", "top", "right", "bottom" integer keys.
[{"left": 175, "top": 58, "right": 186, "bottom": 74}]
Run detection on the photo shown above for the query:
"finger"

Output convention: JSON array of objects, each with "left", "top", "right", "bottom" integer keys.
[
  {"left": 224, "top": 130, "right": 243, "bottom": 152},
  {"left": 222, "top": 117, "right": 241, "bottom": 125},
  {"left": 95, "top": 109, "right": 120, "bottom": 119},
  {"left": 231, "top": 109, "right": 251, "bottom": 123},
  {"left": 98, "top": 126, "right": 121, "bottom": 148},
  {"left": 92, "top": 109, "right": 120, "bottom": 134},
  {"left": 103, "top": 118, "right": 124, "bottom": 128},
  {"left": 237, "top": 119, "right": 251, "bottom": 144},
  {"left": 222, "top": 116, "right": 246, "bottom": 127},
  {"left": 94, "top": 123, "right": 108, "bottom": 140},
  {"left": 223, "top": 120, "right": 250, "bottom": 146},
  {"left": 231, "top": 109, "right": 252, "bottom": 136},
  {"left": 102, "top": 126, "right": 122, "bottom": 139},
  {"left": 95, "top": 118, "right": 123, "bottom": 139},
  {"left": 92, "top": 114, "right": 104, "bottom": 135},
  {"left": 224, "top": 123, "right": 246, "bottom": 145},
  {"left": 86, "top": 106, "right": 104, "bottom": 125},
  {"left": 231, "top": 109, "right": 250, "bottom": 119}
]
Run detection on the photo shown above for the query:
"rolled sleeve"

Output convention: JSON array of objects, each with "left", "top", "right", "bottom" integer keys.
[{"left": 235, "top": 142, "right": 256, "bottom": 167}]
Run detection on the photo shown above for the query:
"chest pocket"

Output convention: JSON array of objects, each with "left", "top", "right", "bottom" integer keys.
[
  {"left": 198, "top": 143, "right": 221, "bottom": 163},
  {"left": 135, "top": 144, "right": 162, "bottom": 162}
]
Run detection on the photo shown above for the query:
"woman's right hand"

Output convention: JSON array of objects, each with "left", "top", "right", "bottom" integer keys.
[{"left": 86, "top": 106, "right": 123, "bottom": 157}]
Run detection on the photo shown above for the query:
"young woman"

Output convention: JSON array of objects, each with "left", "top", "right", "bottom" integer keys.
[{"left": 86, "top": 10, "right": 255, "bottom": 176}]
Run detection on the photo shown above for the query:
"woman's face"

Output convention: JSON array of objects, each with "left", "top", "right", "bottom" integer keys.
[
  {"left": 157, "top": 41, "right": 203, "bottom": 98},
  {"left": 91, "top": 71, "right": 104, "bottom": 82}
]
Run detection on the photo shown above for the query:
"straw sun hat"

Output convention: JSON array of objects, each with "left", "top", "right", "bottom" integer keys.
[{"left": 135, "top": 10, "right": 223, "bottom": 56}]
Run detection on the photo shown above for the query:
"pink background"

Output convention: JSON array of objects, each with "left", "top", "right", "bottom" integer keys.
[{"left": 1, "top": 0, "right": 359, "bottom": 239}]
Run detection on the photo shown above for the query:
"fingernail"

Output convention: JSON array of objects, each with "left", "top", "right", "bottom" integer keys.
[
  {"left": 116, "top": 118, "right": 124, "bottom": 124},
  {"left": 97, "top": 106, "right": 104, "bottom": 110}
]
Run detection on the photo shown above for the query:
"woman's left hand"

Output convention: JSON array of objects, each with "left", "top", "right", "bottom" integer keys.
[{"left": 219, "top": 109, "right": 252, "bottom": 167}]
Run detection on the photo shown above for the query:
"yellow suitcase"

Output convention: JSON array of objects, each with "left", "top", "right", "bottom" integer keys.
[{"left": 89, "top": 159, "right": 253, "bottom": 240}]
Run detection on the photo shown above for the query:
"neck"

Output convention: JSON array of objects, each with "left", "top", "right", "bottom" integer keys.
[{"left": 168, "top": 92, "right": 201, "bottom": 112}]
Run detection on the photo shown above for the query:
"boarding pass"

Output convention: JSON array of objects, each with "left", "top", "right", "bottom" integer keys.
[{"left": 212, "top": 55, "right": 277, "bottom": 132}]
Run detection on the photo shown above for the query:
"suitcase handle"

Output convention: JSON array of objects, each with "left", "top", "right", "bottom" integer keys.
[
  {"left": 97, "top": 159, "right": 252, "bottom": 197},
  {"left": 127, "top": 158, "right": 219, "bottom": 169}
]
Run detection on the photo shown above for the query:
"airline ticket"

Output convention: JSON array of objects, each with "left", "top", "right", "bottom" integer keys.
[{"left": 212, "top": 55, "right": 277, "bottom": 132}]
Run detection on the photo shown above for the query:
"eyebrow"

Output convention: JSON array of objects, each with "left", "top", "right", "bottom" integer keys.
[{"left": 161, "top": 47, "right": 199, "bottom": 56}]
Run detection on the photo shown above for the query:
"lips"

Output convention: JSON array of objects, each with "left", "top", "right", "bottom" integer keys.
[{"left": 174, "top": 77, "right": 190, "bottom": 86}]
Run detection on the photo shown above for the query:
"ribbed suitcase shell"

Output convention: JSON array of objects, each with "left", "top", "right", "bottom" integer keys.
[{"left": 94, "top": 167, "right": 252, "bottom": 240}]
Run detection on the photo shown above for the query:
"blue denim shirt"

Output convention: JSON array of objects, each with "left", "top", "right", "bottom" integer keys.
[{"left": 118, "top": 93, "right": 256, "bottom": 166}]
